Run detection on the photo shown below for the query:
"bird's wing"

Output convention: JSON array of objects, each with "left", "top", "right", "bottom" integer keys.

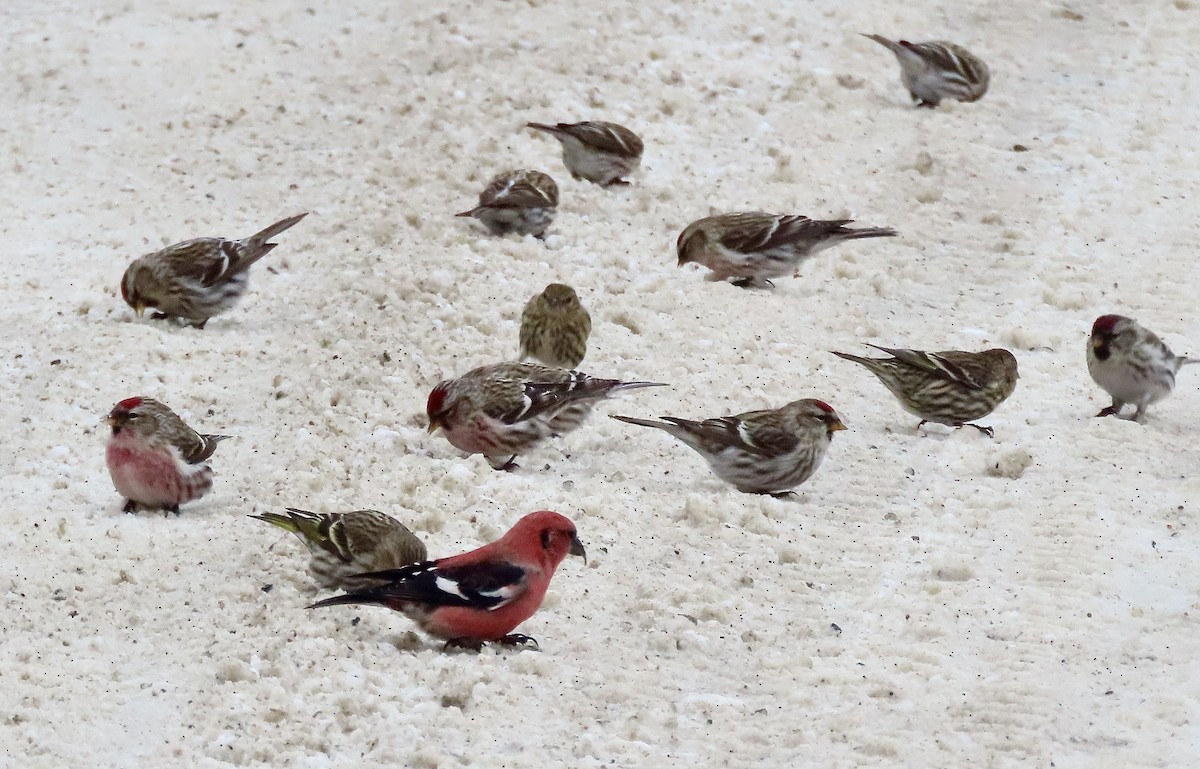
[
  {"left": 357, "top": 560, "right": 530, "bottom": 611},
  {"left": 873, "top": 346, "right": 985, "bottom": 389},
  {"left": 718, "top": 214, "right": 833, "bottom": 253},
  {"left": 665, "top": 413, "right": 799, "bottom": 457}
]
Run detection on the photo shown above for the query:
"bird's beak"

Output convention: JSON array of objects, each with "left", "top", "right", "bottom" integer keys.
[
  {"left": 134, "top": 303, "right": 146, "bottom": 318},
  {"left": 1091, "top": 336, "right": 1103, "bottom": 349},
  {"left": 569, "top": 534, "right": 587, "bottom": 564},
  {"left": 427, "top": 415, "right": 444, "bottom": 433},
  {"left": 828, "top": 419, "right": 847, "bottom": 434}
]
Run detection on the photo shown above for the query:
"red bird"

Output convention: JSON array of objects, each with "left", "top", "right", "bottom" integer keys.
[{"left": 310, "top": 510, "right": 586, "bottom": 649}]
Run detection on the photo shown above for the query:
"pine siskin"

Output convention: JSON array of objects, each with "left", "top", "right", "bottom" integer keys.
[
  {"left": 1087, "top": 314, "right": 1197, "bottom": 421},
  {"left": 526, "top": 121, "right": 644, "bottom": 187},
  {"left": 105, "top": 397, "right": 229, "bottom": 515},
  {"left": 863, "top": 35, "right": 990, "bottom": 108},
  {"left": 253, "top": 508, "right": 428, "bottom": 591},
  {"left": 455, "top": 169, "right": 559, "bottom": 238},
  {"left": 677, "top": 212, "right": 896, "bottom": 288},
  {"left": 427, "top": 361, "right": 665, "bottom": 470},
  {"left": 833, "top": 346, "right": 1018, "bottom": 436},
  {"left": 120, "top": 213, "right": 307, "bottom": 328},
  {"left": 519, "top": 283, "right": 592, "bottom": 369},
  {"left": 611, "top": 399, "right": 846, "bottom": 496}
]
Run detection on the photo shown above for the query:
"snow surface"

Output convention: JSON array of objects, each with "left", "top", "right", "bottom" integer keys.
[{"left": 3, "top": 0, "right": 1200, "bottom": 767}]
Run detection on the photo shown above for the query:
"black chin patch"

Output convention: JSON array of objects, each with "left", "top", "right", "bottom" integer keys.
[{"left": 1093, "top": 339, "right": 1111, "bottom": 361}]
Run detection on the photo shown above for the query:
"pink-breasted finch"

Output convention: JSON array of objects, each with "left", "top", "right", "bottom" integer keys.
[
  {"left": 253, "top": 508, "right": 429, "bottom": 591},
  {"left": 862, "top": 35, "right": 990, "bottom": 108},
  {"left": 526, "top": 120, "right": 644, "bottom": 187},
  {"left": 676, "top": 212, "right": 896, "bottom": 288},
  {"left": 832, "top": 346, "right": 1018, "bottom": 437},
  {"left": 309, "top": 510, "right": 586, "bottom": 650},
  {"left": 105, "top": 397, "right": 228, "bottom": 515},
  {"left": 519, "top": 283, "right": 592, "bottom": 370},
  {"left": 1087, "top": 314, "right": 1197, "bottom": 421},
  {"left": 120, "top": 213, "right": 307, "bottom": 328},
  {"left": 455, "top": 169, "right": 559, "bottom": 239},
  {"left": 426, "top": 361, "right": 665, "bottom": 470},
  {"left": 611, "top": 399, "right": 845, "bottom": 496}
]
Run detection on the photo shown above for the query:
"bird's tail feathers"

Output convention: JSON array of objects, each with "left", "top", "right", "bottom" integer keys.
[
  {"left": 250, "top": 213, "right": 308, "bottom": 245},
  {"left": 861, "top": 33, "right": 902, "bottom": 53},
  {"left": 840, "top": 226, "right": 897, "bottom": 241}
]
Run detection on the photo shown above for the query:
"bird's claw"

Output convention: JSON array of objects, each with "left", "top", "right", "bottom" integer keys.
[
  {"left": 498, "top": 634, "right": 540, "bottom": 650},
  {"left": 443, "top": 634, "right": 540, "bottom": 652},
  {"left": 122, "top": 499, "right": 137, "bottom": 513},
  {"left": 966, "top": 423, "right": 995, "bottom": 439}
]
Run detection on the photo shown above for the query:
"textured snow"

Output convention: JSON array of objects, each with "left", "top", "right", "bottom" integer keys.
[{"left": 3, "top": 0, "right": 1200, "bottom": 767}]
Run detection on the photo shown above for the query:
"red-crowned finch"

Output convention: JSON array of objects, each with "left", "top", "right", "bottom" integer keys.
[
  {"left": 832, "top": 346, "right": 1018, "bottom": 436},
  {"left": 456, "top": 169, "right": 559, "bottom": 238},
  {"left": 120, "top": 213, "right": 307, "bottom": 328},
  {"left": 676, "top": 212, "right": 896, "bottom": 288},
  {"left": 253, "top": 508, "right": 428, "bottom": 591},
  {"left": 427, "top": 362, "right": 665, "bottom": 470},
  {"left": 310, "top": 510, "right": 586, "bottom": 649},
  {"left": 1087, "top": 314, "right": 1196, "bottom": 421},
  {"left": 105, "top": 397, "right": 228, "bottom": 515},
  {"left": 526, "top": 121, "right": 644, "bottom": 187},
  {"left": 863, "top": 35, "right": 990, "bottom": 107},
  {"left": 611, "top": 399, "right": 845, "bottom": 496},
  {"left": 519, "top": 283, "right": 592, "bottom": 369}
]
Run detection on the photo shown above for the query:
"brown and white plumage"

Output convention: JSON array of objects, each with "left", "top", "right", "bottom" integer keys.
[
  {"left": 456, "top": 170, "right": 559, "bottom": 238},
  {"left": 427, "top": 362, "right": 665, "bottom": 470},
  {"left": 1087, "top": 314, "right": 1197, "bottom": 421},
  {"left": 863, "top": 35, "right": 990, "bottom": 107},
  {"left": 611, "top": 399, "right": 846, "bottom": 496},
  {"left": 519, "top": 283, "right": 592, "bottom": 369},
  {"left": 105, "top": 397, "right": 229, "bottom": 514},
  {"left": 677, "top": 212, "right": 896, "bottom": 288},
  {"left": 253, "top": 508, "right": 428, "bottom": 591},
  {"left": 120, "top": 213, "right": 307, "bottom": 328},
  {"left": 832, "top": 346, "right": 1018, "bottom": 436},
  {"left": 526, "top": 121, "right": 644, "bottom": 186}
]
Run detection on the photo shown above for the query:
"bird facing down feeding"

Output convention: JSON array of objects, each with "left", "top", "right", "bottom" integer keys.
[
  {"left": 105, "top": 397, "right": 228, "bottom": 515},
  {"left": 519, "top": 283, "right": 592, "bottom": 369},
  {"left": 526, "top": 120, "right": 644, "bottom": 187},
  {"left": 456, "top": 169, "right": 559, "bottom": 238},
  {"left": 309, "top": 510, "right": 586, "bottom": 650},
  {"left": 253, "top": 508, "right": 429, "bottom": 591},
  {"left": 1087, "top": 314, "right": 1196, "bottom": 421},
  {"left": 120, "top": 213, "right": 307, "bottom": 328},
  {"left": 862, "top": 35, "right": 990, "bottom": 107},
  {"left": 611, "top": 399, "right": 845, "bottom": 496},
  {"left": 676, "top": 212, "right": 896, "bottom": 288},
  {"left": 832, "top": 346, "right": 1018, "bottom": 437},
  {"left": 427, "top": 361, "right": 665, "bottom": 470}
]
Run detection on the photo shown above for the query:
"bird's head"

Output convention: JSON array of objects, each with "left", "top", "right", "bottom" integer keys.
[
  {"left": 540, "top": 283, "right": 580, "bottom": 309},
  {"left": 512, "top": 510, "right": 587, "bottom": 567},
  {"left": 107, "top": 396, "right": 158, "bottom": 438},
  {"left": 676, "top": 221, "right": 708, "bottom": 266},
  {"left": 1090, "top": 314, "right": 1128, "bottom": 361},
  {"left": 426, "top": 382, "right": 453, "bottom": 433},
  {"left": 810, "top": 399, "right": 847, "bottom": 437},
  {"left": 120, "top": 263, "right": 154, "bottom": 317}
]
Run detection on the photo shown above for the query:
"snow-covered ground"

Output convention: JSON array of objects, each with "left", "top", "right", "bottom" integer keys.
[{"left": 3, "top": 0, "right": 1199, "bottom": 766}]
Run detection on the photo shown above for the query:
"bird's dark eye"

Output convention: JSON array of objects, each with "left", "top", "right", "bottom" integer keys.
[{"left": 541, "top": 530, "right": 553, "bottom": 550}]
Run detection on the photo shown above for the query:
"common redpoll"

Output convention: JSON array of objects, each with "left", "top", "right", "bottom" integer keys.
[
  {"left": 519, "top": 283, "right": 592, "bottom": 369},
  {"left": 427, "top": 361, "right": 665, "bottom": 470},
  {"left": 832, "top": 346, "right": 1018, "bottom": 436},
  {"left": 253, "top": 508, "right": 429, "bottom": 591},
  {"left": 863, "top": 35, "right": 990, "bottom": 108},
  {"left": 677, "top": 212, "right": 896, "bottom": 288},
  {"left": 1087, "top": 314, "right": 1197, "bottom": 421},
  {"left": 120, "top": 213, "right": 307, "bottom": 328},
  {"left": 526, "top": 121, "right": 644, "bottom": 187},
  {"left": 455, "top": 169, "right": 559, "bottom": 239},
  {"left": 105, "top": 397, "right": 228, "bottom": 515},
  {"left": 611, "top": 399, "right": 845, "bottom": 496},
  {"left": 310, "top": 510, "right": 585, "bottom": 649}
]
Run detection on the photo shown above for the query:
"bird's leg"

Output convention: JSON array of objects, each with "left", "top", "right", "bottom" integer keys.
[
  {"left": 1096, "top": 400, "right": 1124, "bottom": 418},
  {"left": 150, "top": 312, "right": 170, "bottom": 321},
  {"left": 122, "top": 499, "right": 137, "bottom": 513},
  {"left": 443, "top": 638, "right": 484, "bottom": 652},
  {"left": 916, "top": 420, "right": 928, "bottom": 433},
  {"left": 606, "top": 178, "right": 631, "bottom": 187},
  {"left": 766, "top": 491, "right": 798, "bottom": 500},
  {"left": 964, "top": 423, "right": 995, "bottom": 439},
  {"left": 497, "top": 634, "right": 540, "bottom": 650},
  {"left": 192, "top": 319, "right": 208, "bottom": 330},
  {"left": 166, "top": 504, "right": 181, "bottom": 517},
  {"left": 731, "top": 277, "right": 774, "bottom": 290},
  {"left": 488, "top": 455, "right": 519, "bottom": 472}
]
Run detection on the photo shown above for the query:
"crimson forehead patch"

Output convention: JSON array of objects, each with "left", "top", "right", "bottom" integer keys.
[{"left": 115, "top": 396, "right": 144, "bottom": 411}]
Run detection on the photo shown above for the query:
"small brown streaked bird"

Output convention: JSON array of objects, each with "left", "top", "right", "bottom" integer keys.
[
  {"left": 456, "top": 170, "right": 559, "bottom": 238},
  {"left": 519, "top": 283, "right": 592, "bottom": 369},
  {"left": 863, "top": 35, "right": 990, "bottom": 107},
  {"left": 526, "top": 121, "right": 644, "bottom": 187},
  {"left": 120, "top": 213, "right": 307, "bottom": 328}
]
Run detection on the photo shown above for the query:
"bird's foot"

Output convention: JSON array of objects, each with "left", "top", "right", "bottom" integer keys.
[
  {"left": 443, "top": 634, "right": 540, "bottom": 652},
  {"left": 964, "top": 423, "right": 995, "bottom": 439},
  {"left": 488, "top": 455, "right": 519, "bottom": 471},
  {"left": 1095, "top": 405, "right": 1121, "bottom": 418},
  {"left": 150, "top": 312, "right": 170, "bottom": 321},
  {"left": 605, "top": 178, "right": 632, "bottom": 187},
  {"left": 731, "top": 277, "right": 774, "bottom": 290},
  {"left": 443, "top": 637, "right": 484, "bottom": 652},
  {"left": 122, "top": 499, "right": 137, "bottom": 513},
  {"left": 165, "top": 504, "right": 181, "bottom": 517},
  {"left": 762, "top": 490, "right": 798, "bottom": 500},
  {"left": 497, "top": 634, "right": 540, "bottom": 650}
]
